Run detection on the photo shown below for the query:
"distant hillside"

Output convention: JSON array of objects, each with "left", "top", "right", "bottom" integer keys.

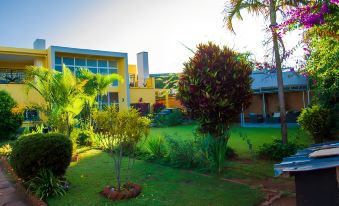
[{"left": 150, "top": 73, "right": 180, "bottom": 89}]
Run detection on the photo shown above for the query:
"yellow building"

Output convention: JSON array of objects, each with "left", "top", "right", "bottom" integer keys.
[
  {"left": 128, "top": 52, "right": 156, "bottom": 113},
  {"left": 0, "top": 39, "right": 156, "bottom": 124}
]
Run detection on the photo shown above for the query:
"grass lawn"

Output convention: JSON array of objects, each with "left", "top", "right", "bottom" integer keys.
[
  {"left": 148, "top": 124, "right": 312, "bottom": 158},
  {"left": 45, "top": 124, "right": 312, "bottom": 205},
  {"left": 48, "top": 149, "right": 263, "bottom": 206}
]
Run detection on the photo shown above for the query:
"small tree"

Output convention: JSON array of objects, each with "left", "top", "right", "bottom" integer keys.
[
  {"left": 178, "top": 42, "right": 253, "bottom": 172},
  {"left": 93, "top": 106, "right": 150, "bottom": 191},
  {"left": 0, "top": 90, "right": 23, "bottom": 140}
]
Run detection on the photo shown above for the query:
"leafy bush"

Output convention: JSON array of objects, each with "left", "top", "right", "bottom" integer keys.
[
  {"left": 77, "top": 130, "right": 94, "bottom": 146},
  {"left": 258, "top": 139, "right": 300, "bottom": 161},
  {"left": 297, "top": 105, "right": 331, "bottom": 143},
  {"left": 93, "top": 107, "right": 151, "bottom": 191},
  {"left": 153, "top": 102, "right": 165, "bottom": 113},
  {"left": 156, "top": 109, "right": 184, "bottom": 127},
  {"left": 146, "top": 136, "right": 167, "bottom": 160},
  {"left": 26, "top": 169, "right": 66, "bottom": 200},
  {"left": 0, "top": 90, "right": 23, "bottom": 140},
  {"left": 178, "top": 42, "right": 252, "bottom": 136},
  {"left": 0, "top": 144, "right": 12, "bottom": 157},
  {"left": 11, "top": 133, "right": 72, "bottom": 180},
  {"left": 166, "top": 136, "right": 203, "bottom": 169},
  {"left": 71, "top": 129, "right": 94, "bottom": 147}
]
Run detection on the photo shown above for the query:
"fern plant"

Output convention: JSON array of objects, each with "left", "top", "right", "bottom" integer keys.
[{"left": 26, "top": 169, "right": 66, "bottom": 200}]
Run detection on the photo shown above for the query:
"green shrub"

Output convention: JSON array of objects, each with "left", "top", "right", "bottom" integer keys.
[
  {"left": 297, "top": 105, "right": 331, "bottom": 143},
  {"left": 156, "top": 110, "right": 184, "bottom": 127},
  {"left": 71, "top": 129, "right": 94, "bottom": 147},
  {"left": 146, "top": 136, "right": 167, "bottom": 160},
  {"left": 0, "top": 90, "right": 23, "bottom": 140},
  {"left": 26, "top": 169, "right": 66, "bottom": 200},
  {"left": 258, "top": 139, "right": 300, "bottom": 161},
  {"left": 0, "top": 144, "right": 12, "bottom": 157},
  {"left": 166, "top": 136, "right": 201, "bottom": 168},
  {"left": 77, "top": 130, "right": 94, "bottom": 146},
  {"left": 11, "top": 133, "right": 72, "bottom": 180}
]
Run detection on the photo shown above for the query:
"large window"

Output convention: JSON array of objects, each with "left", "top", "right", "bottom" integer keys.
[
  {"left": 0, "top": 69, "right": 25, "bottom": 84},
  {"left": 55, "top": 56, "right": 119, "bottom": 86},
  {"left": 97, "top": 92, "right": 119, "bottom": 110}
]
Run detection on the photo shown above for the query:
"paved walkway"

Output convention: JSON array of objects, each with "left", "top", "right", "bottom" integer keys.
[{"left": 0, "top": 167, "right": 27, "bottom": 206}]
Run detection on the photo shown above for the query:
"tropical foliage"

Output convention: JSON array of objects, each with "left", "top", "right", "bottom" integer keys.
[
  {"left": 297, "top": 105, "right": 332, "bottom": 143},
  {"left": 224, "top": 0, "right": 306, "bottom": 143},
  {"left": 24, "top": 66, "right": 121, "bottom": 136},
  {"left": 26, "top": 169, "right": 66, "bottom": 200},
  {"left": 0, "top": 90, "right": 23, "bottom": 140},
  {"left": 178, "top": 42, "right": 252, "bottom": 172}
]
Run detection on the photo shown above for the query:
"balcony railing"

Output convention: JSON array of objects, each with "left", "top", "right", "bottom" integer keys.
[{"left": 0, "top": 69, "right": 25, "bottom": 84}]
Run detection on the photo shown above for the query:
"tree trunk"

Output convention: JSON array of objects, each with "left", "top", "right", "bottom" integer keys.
[{"left": 269, "top": 0, "right": 288, "bottom": 144}]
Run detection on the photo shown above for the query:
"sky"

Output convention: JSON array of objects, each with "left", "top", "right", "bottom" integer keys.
[{"left": 0, "top": 0, "right": 303, "bottom": 74}]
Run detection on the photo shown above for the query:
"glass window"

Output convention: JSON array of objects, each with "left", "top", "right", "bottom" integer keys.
[
  {"left": 109, "top": 92, "right": 119, "bottom": 103},
  {"left": 88, "top": 67, "right": 97, "bottom": 74},
  {"left": 99, "top": 68, "right": 108, "bottom": 74},
  {"left": 87, "top": 59, "right": 97, "bottom": 67},
  {"left": 63, "top": 57, "right": 74, "bottom": 66},
  {"left": 112, "top": 80, "right": 119, "bottom": 87},
  {"left": 98, "top": 60, "right": 108, "bottom": 67},
  {"left": 109, "top": 61, "right": 118, "bottom": 68},
  {"left": 108, "top": 68, "right": 118, "bottom": 74},
  {"left": 68, "top": 66, "right": 75, "bottom": 73},
  {"left": 55, "top": 65, "right": 62, "bottom": 72},
  {"left": 75, "top": 58, "right": 86, "bottom": 66},
  {"left": 55, "top": 56, "right": 62, "bottom": 65}
]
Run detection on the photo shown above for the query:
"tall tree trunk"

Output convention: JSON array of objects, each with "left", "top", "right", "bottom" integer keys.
[{"left": 269, "top": 0, "right": 288, "bottom": 144}]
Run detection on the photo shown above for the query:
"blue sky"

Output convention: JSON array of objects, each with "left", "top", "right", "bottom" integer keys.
[{"left": 0, "top": 0, "right": 302, "bottom": 73}]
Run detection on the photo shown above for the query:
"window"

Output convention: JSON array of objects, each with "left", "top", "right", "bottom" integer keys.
[
  {"left": 98, "top": 60, "right": 107, "bottom": 67},
  {"left": 54, "top": 56, "right": 119, "bottom": 86},
  {"left": 0, "top": 69, "right": 25, "bottom": 84},
  {"left": 97, "top": 92, "right": 119, "bottom": 110},
  {"left": 75, "top": 58, "right": 86, "bottom": 66},
  {"left": 87, "top": 59, "right": 97, "bottom": 67},
  {"left": 24, "top": 109, "right": 39, "bottom": 121},
  {"left": 63, "top": 57, "right": 74, "bottom": 66}
]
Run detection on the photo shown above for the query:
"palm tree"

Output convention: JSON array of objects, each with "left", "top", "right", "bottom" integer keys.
[
  {"left": 25, "top": 66, "right": 122, "bottom": 136},
  {"left": 224, "top": 0, "right": 302, "bottom": 144},
  {"left": 25, "top": 65, "right": 88, "bottom": 136}
]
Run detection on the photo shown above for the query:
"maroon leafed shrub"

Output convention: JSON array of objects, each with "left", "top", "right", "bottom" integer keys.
[{"left": 178, "top": 42, "right": 253, "bottom": 137}]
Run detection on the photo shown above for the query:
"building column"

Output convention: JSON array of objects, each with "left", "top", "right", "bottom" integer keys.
[
  {"left": 302, "top": 91, "right": 306, "bottom": 108},
  {"left": 262, "top": 93, "right": 266, "bottom": 120}
]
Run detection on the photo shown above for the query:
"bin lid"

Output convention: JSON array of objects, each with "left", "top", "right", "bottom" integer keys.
[{"left": 274, "top": 141, "right": 339, "bottom": 177}]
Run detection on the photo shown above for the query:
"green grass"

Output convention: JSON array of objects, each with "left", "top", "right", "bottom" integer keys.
[
  {"left": 148, "top": 124, "right": 312, "bottom": 158},
  {"left": 48, "top": 149, "right": 263, "bottom": 206},
  {"left": 48, "top": 124, "right": 311, "bottom": 205}
]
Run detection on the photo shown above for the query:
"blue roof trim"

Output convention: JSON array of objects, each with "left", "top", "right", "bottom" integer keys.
[
  {"left": 50, "top": 46, "right": 128, "bottom": 58},
  {"left": 274, "top": 141, "right": 339, "bottom": 177}
]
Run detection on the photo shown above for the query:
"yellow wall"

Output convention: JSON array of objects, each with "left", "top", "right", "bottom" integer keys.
[
  {"left": 128, "top": 64, "right": 137, "bottom": 75},
  {"left": 130, "top": 88, "right": 156, "bottom": 105},
  {"left": 117, "top": 58, "right": 129, "bottom": 110}
]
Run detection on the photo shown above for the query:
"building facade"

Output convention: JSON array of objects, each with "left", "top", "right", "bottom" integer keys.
[{"left": 0, "top": 39, "right": 157, "bottom": 124}]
